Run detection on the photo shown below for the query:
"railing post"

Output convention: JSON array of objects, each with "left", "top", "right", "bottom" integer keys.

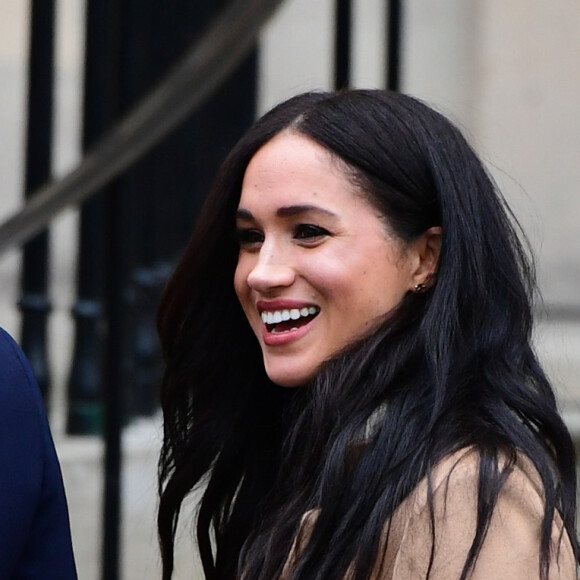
[
  {"left": 66, "top": 1, "right": 121, "bottom": 435},
  {"left": 334, "top": 0, "right": 352, "bottom": 90},
  {"left": 19, "top": 0, "right": 56, "bottom": 403},
  {"left": 387, "top": 0, "right": 403, "bottom": 91},
  {"left": 115, "top": 0, "right": 159, "bottom": 421},
  {"left": 102, "top": 184, "right": 125, "bottom": 580}
]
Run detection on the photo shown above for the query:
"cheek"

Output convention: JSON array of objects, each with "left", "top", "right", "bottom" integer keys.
[
  {"left": 304, "top": 259, "right": 371, "bottom": 324},
  {"left": 301, "top": 259, "right": 346, "bottom": 301},
  {"left": 331, "top": 256, "right": 409, "bottom": 320}
]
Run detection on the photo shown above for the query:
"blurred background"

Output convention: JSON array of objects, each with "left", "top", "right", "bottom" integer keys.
[{"left": 0, "top": 0, "right": 578, "bottom": 578}]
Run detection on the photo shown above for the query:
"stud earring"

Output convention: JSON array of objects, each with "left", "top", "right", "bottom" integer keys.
[{"left": 413, "top": 283, "right": 427, "bottom": 293}]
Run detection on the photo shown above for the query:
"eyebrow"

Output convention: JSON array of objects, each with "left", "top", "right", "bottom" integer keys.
[
  {"left": 235, "top": 204, "right": 338, "bottom": 220},
  {"left": 235, "top": 208, "right": 254, "bottom": 220}
]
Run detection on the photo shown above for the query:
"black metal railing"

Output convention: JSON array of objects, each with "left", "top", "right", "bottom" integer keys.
[
  {"left": 0, "top": 0, "right": 285, "bottom": 250},
  {"left": 19, "top": 0, "right": 55, "bottom": 403},
  {"left": 0, "top": 1, "right": 405, "bottom": 578}
]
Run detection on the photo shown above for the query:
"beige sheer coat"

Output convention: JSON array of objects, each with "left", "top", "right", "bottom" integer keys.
[{"left": 282, "top": 449, "right": 577, "bottom": 579}]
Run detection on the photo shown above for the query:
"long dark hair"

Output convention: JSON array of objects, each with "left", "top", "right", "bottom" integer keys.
[{"left": 157, "top": 90, "right": 578, "bottom": 579}]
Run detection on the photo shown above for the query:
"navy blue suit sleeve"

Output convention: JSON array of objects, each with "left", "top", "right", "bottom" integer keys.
[{"left": 0, "top": 328, "right": 77, "bottom": 579}]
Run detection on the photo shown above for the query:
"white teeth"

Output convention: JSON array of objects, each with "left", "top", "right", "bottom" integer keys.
[{"left": 260, "top": 306, "right": 320, "bottom": 326}]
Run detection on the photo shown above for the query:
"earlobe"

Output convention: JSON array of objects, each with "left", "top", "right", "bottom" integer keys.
[{"left": 412, "top": 226, "right": 441, "bottom": 290}]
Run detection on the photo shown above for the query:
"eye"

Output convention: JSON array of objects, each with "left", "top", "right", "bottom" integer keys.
[
  {"left": 293, "top": 224, "right": 330, "bottom": 242},
  {"left": 235, "top": 228, "right": 264, "bottom": 249}
]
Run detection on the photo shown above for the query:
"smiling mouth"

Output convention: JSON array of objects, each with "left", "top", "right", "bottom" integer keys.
[{"left": 261, "top": 306, "right": 320, "bottom": 334}]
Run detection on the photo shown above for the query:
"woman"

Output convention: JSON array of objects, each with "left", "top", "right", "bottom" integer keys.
[{"left": 157, "top": 90, "right": 578, "bottom": 579}]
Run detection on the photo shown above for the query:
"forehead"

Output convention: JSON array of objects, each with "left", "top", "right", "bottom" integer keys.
[{"left": 238, "top": 131, "right": 360, "bottom": 211}]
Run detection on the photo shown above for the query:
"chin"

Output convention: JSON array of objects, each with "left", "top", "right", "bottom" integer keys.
[
  {"left": 268, "top": 374, "right": 308, "bottom": 388},
  {"left": 264, "top": 363, "right": 314, "bottom": 388}
]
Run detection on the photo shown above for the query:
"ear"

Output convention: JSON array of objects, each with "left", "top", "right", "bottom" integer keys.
[{"left": 409, "top": 226, "right": 441, "bottom": 289}]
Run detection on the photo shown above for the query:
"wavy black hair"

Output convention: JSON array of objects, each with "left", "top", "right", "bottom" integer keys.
[{"left": 157, "top": 90, "right": 578, "bottom": 579}]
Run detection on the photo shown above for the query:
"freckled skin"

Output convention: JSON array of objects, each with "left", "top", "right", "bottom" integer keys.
[{"left": 234, "top": 132, "right": 424, "bottom": 387}]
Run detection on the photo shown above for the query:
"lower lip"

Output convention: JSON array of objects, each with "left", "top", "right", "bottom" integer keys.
[{"left": 261, "top": 317, "right": 315, "bottom": 346}]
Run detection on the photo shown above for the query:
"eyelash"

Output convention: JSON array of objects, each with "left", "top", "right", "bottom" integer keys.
[
  {"left": 235, "top": 228, "right": 264, "bottom": 247},
  {"left": 235, "top": 224, "right": 330, "bottom": 248},
  {"left": 293, "top": 224, "right": 330, "bottom": 241}
]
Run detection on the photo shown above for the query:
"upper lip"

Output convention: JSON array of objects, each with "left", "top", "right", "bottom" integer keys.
[{"left": 256, "top": 299, "right": 319, "bottom": 313}]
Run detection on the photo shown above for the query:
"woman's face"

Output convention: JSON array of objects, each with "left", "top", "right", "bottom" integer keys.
[{"left": 234, "top": 131, "right": 421, "bottom": 387}]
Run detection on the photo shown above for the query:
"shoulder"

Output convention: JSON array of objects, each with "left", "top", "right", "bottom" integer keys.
[
  {"left": 0, "top": 327, "right": 52, "bottom": 480},
  {"left": 0, "top": 327, "right": 46, "bottom": 464},
  {"left": 0, "top": 327, "right": 77, "bottom": 579},
  {"left": 0, "top": 326, "right": 38, "bottom": 392},
  {"left": 404, "top": 448, "right": 555, "bottom": 525},
  {"left": 406, "top": 447, "right": 543, "bottom": 511},
  {"left": 383, "top": 448, "right": 577, "bottom": 579}
]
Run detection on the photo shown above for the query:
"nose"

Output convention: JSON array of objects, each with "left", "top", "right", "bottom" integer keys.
[{"left": 246, "top": 247, "right": 295, "bottom": 293}]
